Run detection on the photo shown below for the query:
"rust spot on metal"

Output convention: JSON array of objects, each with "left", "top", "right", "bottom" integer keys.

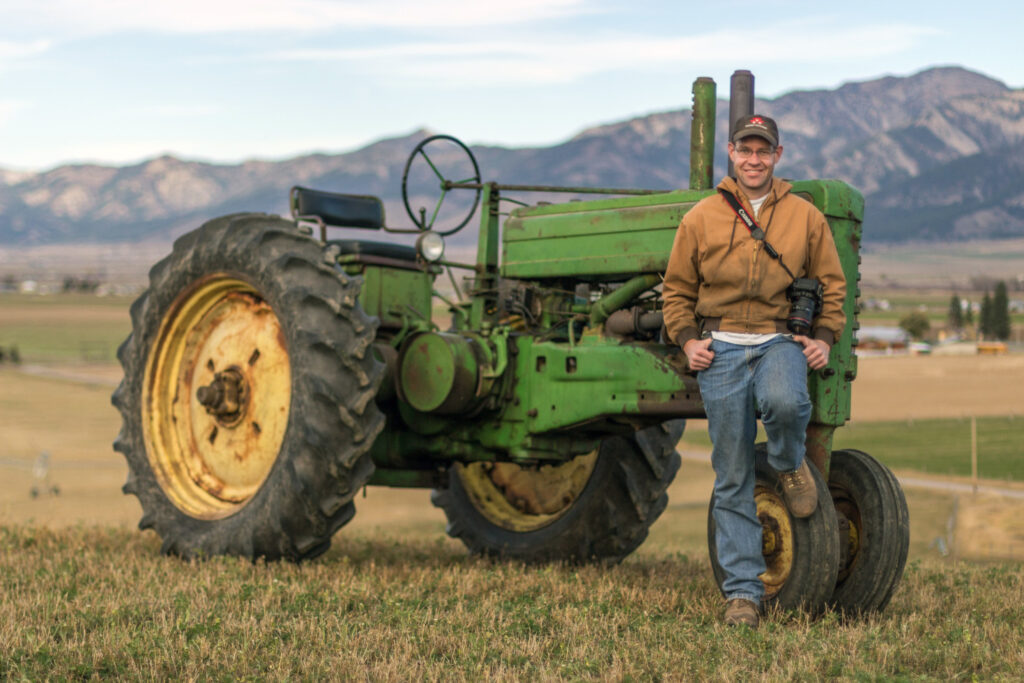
[
  {"left": 804, "top": 423, "right": 835, "bottom": 476},
  {"left": 636, "top": 396, "right": 706, "bottom": 418},
  {"left": 761, "top": 515, "right": 782, "bottom": 557},
  {"left": 196, "top": 367, "right": 249, "bottom": 427},
  {"left": 248, "top": 349, "right": 260, "bottom": 366},
  {"left": 252, "top": 421, "right": 261, "bottom": 434},
  {"left": 207, "top": 359, "right": 215, "bottom": 372},
  {"left": 208, "top": 426, "right": 218, "bottom": 445},
  {"left": 190, "top": 458, "right": 225, "bottom": 497}
]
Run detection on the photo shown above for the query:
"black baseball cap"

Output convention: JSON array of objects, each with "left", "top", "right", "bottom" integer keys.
[{"left": 731, "top": 114, "right": 779, "bottom": 146}]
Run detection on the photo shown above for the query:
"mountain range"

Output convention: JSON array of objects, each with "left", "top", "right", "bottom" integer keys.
[{"left": 1, "top": 66, "right": 1022, "bottom": 246}]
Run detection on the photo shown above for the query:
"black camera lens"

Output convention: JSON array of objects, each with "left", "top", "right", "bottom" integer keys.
[{"left": 786, "top": 278, "right": 823, "bottom": 335}]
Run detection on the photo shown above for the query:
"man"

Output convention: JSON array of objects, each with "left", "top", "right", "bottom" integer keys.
[{"left": 662, "top": 114, "right": 846, "bottom": 628}]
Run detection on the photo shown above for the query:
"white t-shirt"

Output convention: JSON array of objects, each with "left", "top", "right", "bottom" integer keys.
[{"left": 749, "top": 193, "right": 769, "bottom": 218}]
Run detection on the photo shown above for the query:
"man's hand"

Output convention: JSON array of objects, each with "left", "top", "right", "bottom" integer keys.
[
  {"left": 683, "top": 338, "right": 715, "bottom": 371},
  {"left": 794, "top": 335, "right": 829, "bottom": 370}
]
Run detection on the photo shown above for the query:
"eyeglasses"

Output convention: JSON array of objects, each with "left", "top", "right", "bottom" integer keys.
[{"left": 734, "top": 146, "right": 775, "bottom": 160}]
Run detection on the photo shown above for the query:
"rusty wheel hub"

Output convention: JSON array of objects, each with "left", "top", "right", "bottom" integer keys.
[{"left": 196, "top": 367, "right": 249, "bottom": 427}]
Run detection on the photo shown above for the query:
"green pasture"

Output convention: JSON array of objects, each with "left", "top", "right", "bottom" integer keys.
[
  {"left": 0, "top": 293, "right": 133, "bottom": 363},
  {"left": 680, "top": 416, "right": 1024, "bottom": 482},
  {"left": 835, "top": 417, "right": 1024, "bottom": 481},
  {"left": 858, "top": 288, "right": 1024, "bottom": 330}
]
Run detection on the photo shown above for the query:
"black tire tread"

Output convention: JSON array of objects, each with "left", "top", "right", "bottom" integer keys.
[
  {"left": 112, "top": 213, "right": 383, "bottom": 561},
  {"left": 431, "top": 420, "right": 684, "bottom": 563},
  {"left": 828, "top": 448, "right": 910, "bottom": 615}
]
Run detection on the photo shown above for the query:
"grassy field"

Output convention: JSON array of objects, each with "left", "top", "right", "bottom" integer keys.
[
  {"left": 835, "top": 417, "right": 1024, "bottom": 481},
  {"left": 0, "top": 293, "right": 133, "bottom": 363},
  {"left": 681, "top": 416, "right": 1024, "bottom": 482},
  {"left": 1, "top": 526, "right": 1023, "bottom": 680}
]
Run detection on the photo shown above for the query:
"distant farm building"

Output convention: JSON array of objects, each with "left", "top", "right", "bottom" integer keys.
[{"left": 856, "top": 326, "right": 909, "bottom": 354}]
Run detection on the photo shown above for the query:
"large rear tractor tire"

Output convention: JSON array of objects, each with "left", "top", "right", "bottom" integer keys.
[
  {"left": 827, "top": 448, "right": 909, "bottom": 615},
  {"left": 431, "top": 420, "right": 684, "bottom": 563},
  {"left": 112, "top": 214, "right": 384, "bottom": 561},
  {"left": 708, "top": 444, "right": 841, "bottom": 614}
]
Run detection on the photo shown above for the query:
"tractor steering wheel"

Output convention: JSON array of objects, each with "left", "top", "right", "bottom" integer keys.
[{"left": 401, "top": 135, "right": 482, "bottom": 237}]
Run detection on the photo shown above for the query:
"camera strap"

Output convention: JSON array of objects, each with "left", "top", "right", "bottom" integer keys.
[{"left": 718, "top": 189, "right": 796, "bottom": 281}]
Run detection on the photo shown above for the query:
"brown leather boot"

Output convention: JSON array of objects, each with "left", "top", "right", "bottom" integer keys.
[
  {"left": 779, "top": 459, "right": 818, "bottom": 518},
  {"left": 723, "top": 598, "right": 759, "bottom": 628}
]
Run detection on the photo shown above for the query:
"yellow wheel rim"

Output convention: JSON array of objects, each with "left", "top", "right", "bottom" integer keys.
[
  {"left": 455, "top": 451, "right": 599, "bottom": 532},
  {"left": 756, "top": 485, "right": 794, "bottom": 597},
  {"left": 142, "top": 275, "right": 291, "bottom": 519},
  {"left": 833, "top": 494, "right": 862, "bottom": 583}
]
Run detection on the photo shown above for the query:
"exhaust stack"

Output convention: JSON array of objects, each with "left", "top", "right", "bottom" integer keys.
[
  {"left": 727, "top": 69, "right": 755, "bottom": 178},
  {"left": 688, "top": 77, "right": 717, "bottom": 191}
]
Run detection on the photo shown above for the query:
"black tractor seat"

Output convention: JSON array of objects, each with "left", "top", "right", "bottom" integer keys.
[
  {"left": 291, "top": 186, "right": 385, "bottom": 230},
  {"left": 292, "top": 186, "right": 430, "bottom": 271},
  {"left": 329, "top": 239, "right": 419, "bottom": 263}
]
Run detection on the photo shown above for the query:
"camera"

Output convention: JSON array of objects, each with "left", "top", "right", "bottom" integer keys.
[{"left": 786, "top": 278, "right": 823, "bottom": 335}]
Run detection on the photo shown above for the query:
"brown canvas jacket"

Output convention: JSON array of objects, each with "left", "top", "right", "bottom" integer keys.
[{"left": 663, "top": 176, "right": 846, "bottom": 348}]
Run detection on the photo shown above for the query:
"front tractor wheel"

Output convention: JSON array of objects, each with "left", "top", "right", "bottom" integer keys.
[
  {"left": 112, "top": 214, "right": 384, "bottom": 561},
  {"left": 708, "top": 444, "right": 841, "bottom": 614},
  {"left": 431, "top": 421, "right": 684, "bottom": 563},
  {"left": 828, "top": 449, "right": 909, "bottom": 614}
]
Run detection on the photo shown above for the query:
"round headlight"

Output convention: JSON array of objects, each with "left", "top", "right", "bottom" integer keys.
[{"left": 416, "top": 231, "right": 445, "bottom": 262}]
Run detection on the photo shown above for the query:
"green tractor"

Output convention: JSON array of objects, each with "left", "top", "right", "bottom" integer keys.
[{"left": 113, "top": 71, "right": 908, "bottom": 615}]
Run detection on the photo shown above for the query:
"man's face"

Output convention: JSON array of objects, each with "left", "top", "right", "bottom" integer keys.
[{"left": 728, "top": 136, "right": 783, "bottom": 198}]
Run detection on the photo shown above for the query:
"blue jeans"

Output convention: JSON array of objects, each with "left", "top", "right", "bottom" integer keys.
[{"left": 698, "top": 335, "right": 811, "bottom": 602}]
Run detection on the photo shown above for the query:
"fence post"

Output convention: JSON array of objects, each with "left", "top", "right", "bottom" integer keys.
[{"left": 971, "top": 416, "right": 978, "bottom": 495}]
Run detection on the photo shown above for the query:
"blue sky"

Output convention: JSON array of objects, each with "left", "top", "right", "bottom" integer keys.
[{"left": 1, "top": 0, "right": 1020, "bottom": 171}]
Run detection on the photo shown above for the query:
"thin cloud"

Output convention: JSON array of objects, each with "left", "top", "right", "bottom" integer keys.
[
  {"left": 270, "top": 22, "right": 942, "bottom": 86},
  {"left": 133, "top": 104, "right": 224, "bottom": 118},
  {"left": 4, "top": 0, "right": 589, "bottom": 35},
  {"left": 0, "top": 39, "right": 52, "bottom": 63}
]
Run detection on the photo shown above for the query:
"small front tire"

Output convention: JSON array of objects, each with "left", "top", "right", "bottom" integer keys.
[
  {"left": 828, "top": 448, "right": 909, "bottom": 614},
  {"left": 708, "top": 444, "right": 841, "bottom": 613}
]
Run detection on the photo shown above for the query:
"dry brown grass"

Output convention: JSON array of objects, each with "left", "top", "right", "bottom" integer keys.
[
  {"left": 956, "top": 495, "right": 1024, "bottom": 562},
  {"left": 852, "top": 354, "right": 1024, "bottom": 422}
]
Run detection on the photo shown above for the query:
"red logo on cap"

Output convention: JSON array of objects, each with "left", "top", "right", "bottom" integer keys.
[{"left": 750, "top": 117, "right": 764, "bottom": 125}]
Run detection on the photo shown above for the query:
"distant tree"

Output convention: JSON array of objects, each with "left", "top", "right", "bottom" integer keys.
[
  {"left": 992, "top": 281, "right": 1011, "bottom": 341},
  {"left": 947, "top": 293, "right": 963, "bottom": 330},
  {"left": 963, "top": 300, "right": 974, "bottom": 326},
  {"left": 980, "top": 291, "right": 993, "bottom": 338},
  {"left": 899, "top": 311, "right": 931, "bottom": 341}
]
